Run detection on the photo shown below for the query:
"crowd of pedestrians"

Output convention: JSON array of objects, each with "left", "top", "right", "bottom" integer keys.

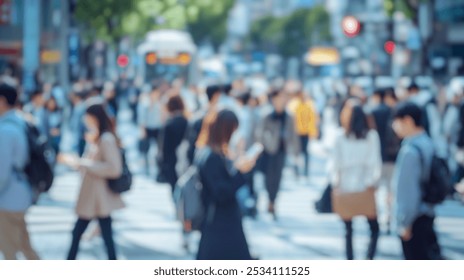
[{"left": 1, "top": 71, "right": 464, "bottom": 260}]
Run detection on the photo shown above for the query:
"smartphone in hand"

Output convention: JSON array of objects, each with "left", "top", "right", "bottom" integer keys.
[{"left": 246, "top": 143, "right": 264, "bottom": 160}]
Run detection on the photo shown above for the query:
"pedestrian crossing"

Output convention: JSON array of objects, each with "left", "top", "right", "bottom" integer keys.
[{"left": 16, "top": 107, "right": 464, "bottom": 260}]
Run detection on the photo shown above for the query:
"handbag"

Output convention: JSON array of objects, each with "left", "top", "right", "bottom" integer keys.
[
  {"left": 331, "top": 187, "right": 377, "bottom": 220},
  {"left": 315, "top": 184, "right": 333, "bottom": 213},
  {"left": 107, "top": 149, "right": 132, "bottom": 194}
]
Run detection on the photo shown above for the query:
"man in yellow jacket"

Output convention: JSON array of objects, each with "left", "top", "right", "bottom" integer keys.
[{"left": 288, "top": 90, "right": 320, "bottom": 178}]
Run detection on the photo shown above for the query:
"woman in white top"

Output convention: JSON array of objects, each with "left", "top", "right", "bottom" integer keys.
[{"left": 330, "top": 98, "right": 382, "bottom": 260}]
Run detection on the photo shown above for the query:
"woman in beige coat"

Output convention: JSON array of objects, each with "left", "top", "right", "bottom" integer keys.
[{"left": 60, "top": 102, "right": 124, "bottom": 260}]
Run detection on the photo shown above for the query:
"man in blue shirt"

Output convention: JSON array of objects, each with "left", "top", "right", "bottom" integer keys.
[
  {"left": 392, "top": 102, "right": 441, "bottom": 260},
  {"left": 0, "top": 83, "right": 39, "bottom": 259}
]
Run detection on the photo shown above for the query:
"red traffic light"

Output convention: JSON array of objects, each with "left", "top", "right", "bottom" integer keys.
[
  {"left": 117, "top": 54, "right": 130, "bottom": 68},
  {"left": 384, "top": 41, "right": 395, "bottom": 55},
  {"left": 342, "top": 16, "right": 361, "bottom": 37}
]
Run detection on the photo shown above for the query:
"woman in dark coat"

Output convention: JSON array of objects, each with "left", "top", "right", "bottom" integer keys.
[
  {"left": 195, "top": 109, "right": 258, "bottom": 260},
  {"left": 159, "top": 93, "right": 188, "bottom": 194}
]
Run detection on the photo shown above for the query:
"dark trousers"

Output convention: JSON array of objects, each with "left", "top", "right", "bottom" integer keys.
[
  {"left": 264, "top": 150, "right": 286, "bottom": 203},
  {"left": 401, "top": 215, "right": 441, "bottom": 260},
  {"left": 344, "top": 218, "right": 379, "bottom": 260},
  {"left": 67, "top": 217, "right": 117, "bottom": 260},
  {"left": 299, "top": 135, "right": 310, "bottom": 177},
  {"left": 162, "top": 161, "right": 178, "bottom": 195},
  {"left": 78, "top": 138, "right": 86, "bottom": 157},
  {"left": 142, "top": 128, "right": 160, "bottom": 172}
]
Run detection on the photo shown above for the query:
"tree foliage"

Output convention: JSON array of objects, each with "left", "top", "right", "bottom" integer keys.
[
  {"left": 75, "top": 0, "right": 234, "bottom": 48},
  {"left": 384, "top": 0, "right": 430, "bottom": 20},
  {"left": 249, "top": 6, "right": 331, "bottom": 58}
]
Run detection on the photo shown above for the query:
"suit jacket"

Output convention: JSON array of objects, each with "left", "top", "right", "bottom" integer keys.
[
  {"left": 256, "top": 109, "right": 301, "bottom": 156},
  {"left": 76, "top": 132, "right": 125, "bottom": 219}
]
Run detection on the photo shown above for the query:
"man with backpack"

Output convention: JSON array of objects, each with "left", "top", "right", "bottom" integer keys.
[
  {"left": 392, "top": 102, "right": 447, "bottom": 260},
  {"left": 0, "top": 83, "right": 40, "bottom": 260}
]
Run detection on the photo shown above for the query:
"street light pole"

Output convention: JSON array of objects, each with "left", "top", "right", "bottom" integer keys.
[{"left": 22, "top": 0, "right": 41, "bottom": 97}]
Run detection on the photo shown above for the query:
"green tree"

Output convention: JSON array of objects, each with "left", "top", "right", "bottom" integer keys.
[
  {"left": 384, "top": 0, "right": 430, "bottom": 20},
  {"left": 74, "top": 0, "right": 139, "bottom": 44},
  {"left": 249, "top": 6, "right": 331, "bottom": 58},
  {"left": 75, "top": 0, "right": 234, "bottom": 49}
]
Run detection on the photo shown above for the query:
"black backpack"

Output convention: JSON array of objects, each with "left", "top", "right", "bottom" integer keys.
[
  {"left": 107, "top": 149, "right": 132, "bottom": 194},
  {"left": 412, "top": 144, "right": 452, "bottom": 204},
  {"left": 11, "top": 120, "right": 55, "bottom": 203}
]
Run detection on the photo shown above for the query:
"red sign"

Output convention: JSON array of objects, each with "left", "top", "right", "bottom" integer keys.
[
  {"left": 117, "top": 54, "right": 129, "bottom": 68},
  {"left": 342, "top": 16, "right": 361, "bottom": 37},
  {"left": 384, "top": 41, "right": 396, "bottom": 55},
  {"left": 0, "top": 46, "right": 20, "bottom": 56}
]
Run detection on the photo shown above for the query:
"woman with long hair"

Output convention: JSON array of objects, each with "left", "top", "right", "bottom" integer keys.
[
  {"left": 195, "top": 109, "right": 258, "bottom": 260},
  {"left": 59, "top": 102, "right": 124, "bottom": 260},
  {"left": 330, "top": 98, "right": 382, "bottom": 260}
]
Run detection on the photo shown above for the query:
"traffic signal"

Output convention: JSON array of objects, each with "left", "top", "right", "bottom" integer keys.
[
  {"left": 145, "top": 52, "right": 157, "bottom": 65},
  {"left": 384, "top": 41, "right": 395, "bottom": 55},
  {"left": 342, "top": 16, "right": 361, "bottom": 38},
  {"left": 117, "top": 54, "right": 130, "bottom": 68}
]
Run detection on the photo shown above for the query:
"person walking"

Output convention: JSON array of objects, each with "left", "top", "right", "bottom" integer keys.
[
  {"left": 186, "top": 85, "right": 222, "bottom": 165},
  {"left": 195, "top": 109, "right": 258, "bottom": 260},
  {"left": 59, "top": 102, "right": 125, "bottom": 260},
  {"left": 391, "top": 102, "right": 442, "bottom": 260},
  {"left": 256, "top": 88, "right": 300, "bottom": 220},
  {"left": 330, "top": 98, "right": 382, "bottom": 260},
  {"left": 368, "top": 89, "right": 400, "bottom": 234},
  {"left": 137, "top": 85, "right": 164, "bottom": 176},
  {"left": 287, "top": 89, "right": 319, "bottom": 179},
  {"left": 158, "top": 93, "right": 188, "bottom": 195},
  {"left": 0, "top": 83, "right": 40, "bottom": 260},
  {"left": 44, "top": 96, "right": 63, "bottom": 159}
]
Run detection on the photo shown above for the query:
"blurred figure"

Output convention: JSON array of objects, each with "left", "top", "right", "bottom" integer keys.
[
  {"left": 137, "top": 85, "right": 164, "bottom": 176},
  {"left": 69, "top": 90, "right": 88, "bottom": 156},
  {"left": 44, "top": 96, "right": 63, "bottom": 159},
  {"left": 105, "top": 80, "right": 119, "bottom": 116},
  {"left": 406, "top": 82, "right": 442, "bottom": 151},
  {"left": 287, "top": 90, "right": 319, "bottom": 179},
  {"left": 158, "top": 93, "right": 188, "bottom": 194},
  {"left": 187, "top": 85, "right": 222, "bottom": 165},
  {"left": 0, "top": 83, "right": 40, "bottom": 260},
  {"left": 444, "top": 87, "right": 464, "bottom": 188},
  {"left": 368, "top": 89, "right": 399, "bottom": 234},
  {"left": 392, "top": 102, "right": 442, "bottom": 260},
  {"left": 60, "top": 102, "right": 124, "bottom": 260},
  {"left": 231, "top": 90, "right": 259, "bottom": 217},
  {"left": 195, "top": 109, "right": 257, "bottom": 260},
  {"left": 330, "top": 98, "right": 381, "bottom": 260},
  {"left": 128, "top": 78, "right": 141, "bottom": 123},
  {"left": 256, "top": 88, "right": 300, "bottom": 220},
  {"left": 23, "top": 89, "right": 47, "bottom": 137}
]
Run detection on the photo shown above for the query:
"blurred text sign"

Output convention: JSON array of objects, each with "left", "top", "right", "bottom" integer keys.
[
  {"left": 41, "top": 50, "right": 61, "bottom": 64},
  {"left": 306, "top": 47, "right": 340, "bottom": 66}
]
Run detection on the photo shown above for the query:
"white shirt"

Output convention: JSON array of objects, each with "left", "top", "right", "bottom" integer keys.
[
  {"left": 137, "top": 97, "right": 163, "bottom": 129},
  {"left": 329, "top": 129, "right": 382, "bottom": 193}
]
